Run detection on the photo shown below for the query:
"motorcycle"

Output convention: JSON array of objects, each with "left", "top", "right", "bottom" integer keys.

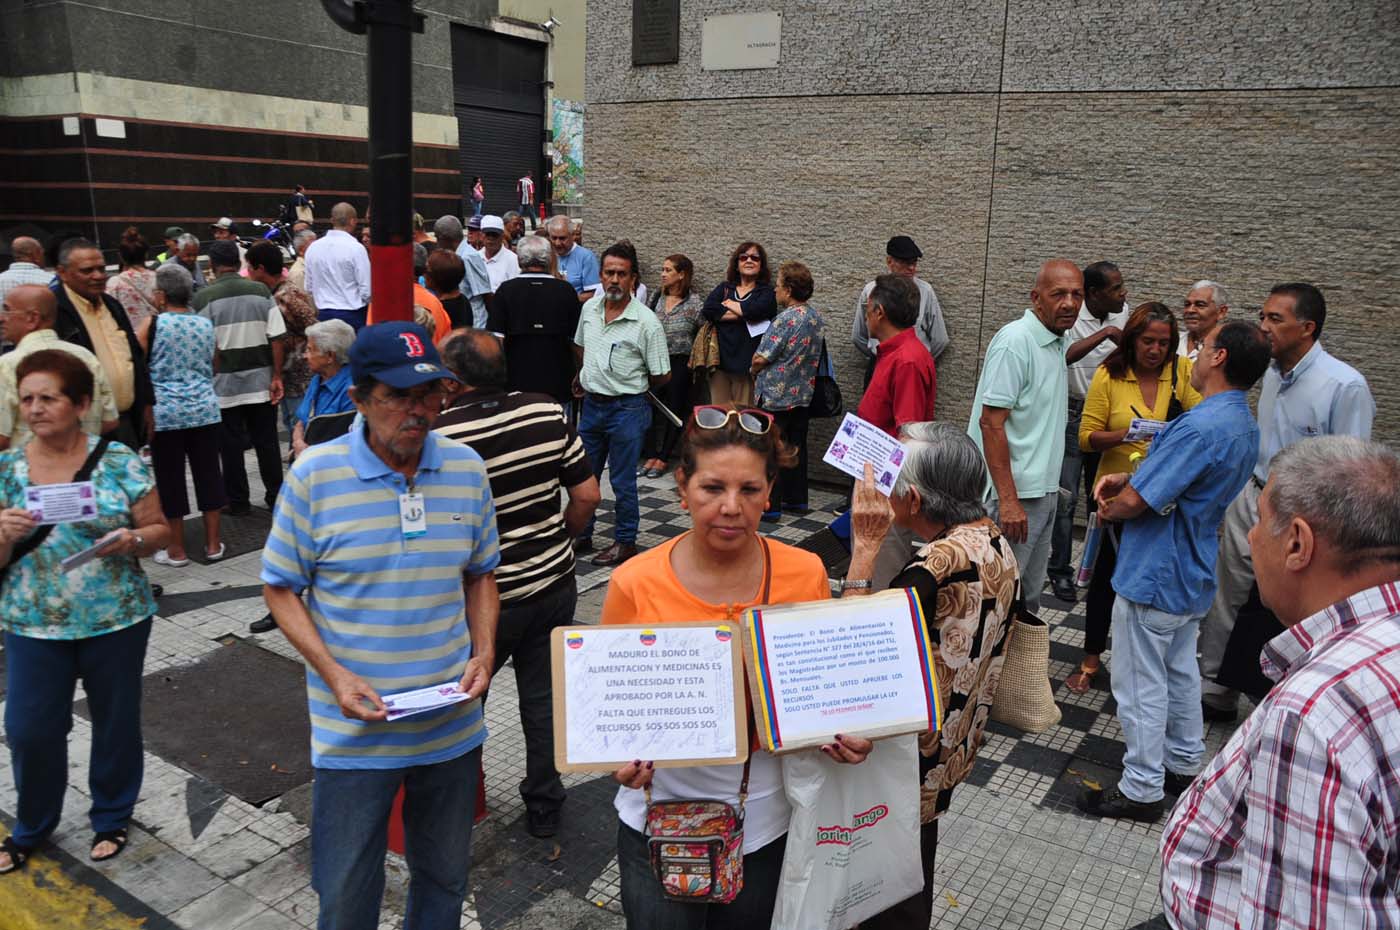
[{"left": 247, "top": 213, "right": 297, "bottom": 264}]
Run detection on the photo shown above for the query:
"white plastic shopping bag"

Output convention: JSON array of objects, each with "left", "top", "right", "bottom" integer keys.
[{"left": 771, "top": 734, "right": 923, "bottom": 930}]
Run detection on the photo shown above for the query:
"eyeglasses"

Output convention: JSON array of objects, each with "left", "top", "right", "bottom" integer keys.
[
  {"left": 692, "top": 405, "right": 773, "bottom": 435},
  {"left": 738, "top": 253, "right": 762, "bottom": 262},
  {"left": 370, "top": 387, "right": 445, "bottom": 412}
]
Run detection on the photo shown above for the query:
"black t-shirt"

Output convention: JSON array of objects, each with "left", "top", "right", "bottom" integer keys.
[
  {"left": 487, "top": 274, "right": 582, "bottom": 407},
  {"left": 439, "top": 293, "right": 471, "bottom": 329}
]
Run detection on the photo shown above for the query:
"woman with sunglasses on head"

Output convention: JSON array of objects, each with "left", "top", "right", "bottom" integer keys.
[
  {"left": 603, "top": 404, "right": 872, "bottom": 929},
  {"left": 701, "top": 243, "right": 777, "bottom": 407}
]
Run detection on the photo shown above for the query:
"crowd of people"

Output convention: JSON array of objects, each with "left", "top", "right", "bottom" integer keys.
[{"left": 0, "top": 207, "right": 1395, "bottom": 930}]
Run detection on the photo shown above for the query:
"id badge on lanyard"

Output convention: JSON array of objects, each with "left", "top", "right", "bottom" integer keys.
[{"left": 400, "top": 492, "right": 427, "bottom": 539}]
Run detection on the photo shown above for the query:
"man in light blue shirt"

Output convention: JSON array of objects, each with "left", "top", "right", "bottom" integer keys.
[
  {"left": 432, "top": 215, "right": 493, "bottom": 329},
  {"left": 1198, "top": 283, "right": 1375, "bottom": 721},
  {"left": 1080, "top": 320, "right": 1270, "bottom": 822},
  {"left": 547, "top": 216, "right": 599, "bottom": 302}
]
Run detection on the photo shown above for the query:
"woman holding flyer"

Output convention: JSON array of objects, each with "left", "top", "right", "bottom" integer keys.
[
  {"left": 843, "top": 422, "right": 1019, "bottom": 929},
  {"left": 602, "top": 404, "right": 871, "bottom": 929},
  {"left": 0, "top": 350, "right": 167, "bottom": 873},
  {"left": 1066, "top": 302, "right": 1200, "bottom": 694}
]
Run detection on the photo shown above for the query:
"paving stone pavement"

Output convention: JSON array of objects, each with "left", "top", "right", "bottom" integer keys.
[{"left": 0, "top": 453, "right": 1249, "bottom": 929}]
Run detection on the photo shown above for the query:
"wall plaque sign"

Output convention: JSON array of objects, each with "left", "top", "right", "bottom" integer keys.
[
  {"left": 633, "top": 0, "right": 681, "bottom": 66},
  {"left": 701, "top": 11, "right": 781, "bottom": 71}
]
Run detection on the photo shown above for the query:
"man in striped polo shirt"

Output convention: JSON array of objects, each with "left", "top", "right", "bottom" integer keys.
[
  {"left": 193, "top": 239, "right": 286, "bottom": 514},
  {"left": 435, "top": 329, "right": 601, "bottom": 838},
  {"left": 261, "top": 321, "right": 501, "bottom": 929}
]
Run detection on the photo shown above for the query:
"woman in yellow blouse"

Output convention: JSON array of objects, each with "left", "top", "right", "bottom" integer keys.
[{"left": 1065, "top": 302, "right": 1201, "bottom": 693}]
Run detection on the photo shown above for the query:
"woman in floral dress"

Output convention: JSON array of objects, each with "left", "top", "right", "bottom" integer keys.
[{"left": 104, "top": 227, "right": 159, "bottom": 327}]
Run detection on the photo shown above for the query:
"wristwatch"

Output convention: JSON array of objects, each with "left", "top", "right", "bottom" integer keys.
[
  {"left": 840, "top": 578, "right": 873, "bottom": 591},
  {"left": 133, "top": 533, "right": 145, "bottom": 551}
]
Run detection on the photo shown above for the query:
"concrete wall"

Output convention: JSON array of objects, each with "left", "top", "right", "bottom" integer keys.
[{"left": 583, "top": 0, "right": 1400, "bottom": 463}]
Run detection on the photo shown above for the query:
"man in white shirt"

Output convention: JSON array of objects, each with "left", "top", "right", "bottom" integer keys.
[
  {"left": 1178, "top": 280, "right": 1229, "bottom": 361},
  {"left": 303, "top": 202, "right": 372, "bottom": 330},
  {"left": 517, "top": 170, "right": 536, "bottom": 229},
  {"left": 477, "top": 215, "right": 520, "bottom": 292},
  {"left": 0, "top": 237, "right": 53, "bottom": 305},
  {"left": 1046, "top": 260, "right": 1129, "bottom": 603}
]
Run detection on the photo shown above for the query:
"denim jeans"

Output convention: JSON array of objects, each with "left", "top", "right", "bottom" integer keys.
[
  {"left": 617, "top": 822, "right": 787, "bottom": 930},
  {"left": 4, "top": 618, "right": 152, "bottom": 847},
  {"left": 490, "top": 575, "right": 575, "bottom": 815},
  {"left": 990, "top": 492, "right": 1058, "bottom": 615},
  {"left": 311, "top": 747, "right": 482, "bottom": 930},
  {"left": 279, "top": 393, "right": 303, "bottom": 437},
  {"left": 1048, "top": 397, "right": 1101, "bottom": 583},
  {"left": 1109, "top": 597, "right": 1204, "bottom": 803},
  {"left": 579, "top": 394, "right": 651, "bottom": 545}
]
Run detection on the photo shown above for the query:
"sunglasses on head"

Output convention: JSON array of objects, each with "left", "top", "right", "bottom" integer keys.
[{"left": 692, "top": 405, "right": 773, "bottom": 435}]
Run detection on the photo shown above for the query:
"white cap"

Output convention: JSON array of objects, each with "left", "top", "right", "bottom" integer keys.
[
  {"left": 212, "top": 216, "right": 235, "bottom": 229},
  {"left": 480, "top": 215, "right": 505, "bottom": 233}
]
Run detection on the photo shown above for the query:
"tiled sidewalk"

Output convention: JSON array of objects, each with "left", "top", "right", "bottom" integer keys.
[{"left": 0, "top": 462, "right": 1245, "bottom": 929}]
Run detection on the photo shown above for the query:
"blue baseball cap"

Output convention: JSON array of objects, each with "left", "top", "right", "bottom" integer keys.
[{"left": 349, "top": 322, "right": 460, "bottom": 389}]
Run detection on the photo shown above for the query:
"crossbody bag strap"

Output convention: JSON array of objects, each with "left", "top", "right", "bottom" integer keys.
[
  {"left": 4, "top": 437, "right": 111, "bottom": 569},
  {"left": 737, "top": 537, "right": 772, "bottom": 811}
]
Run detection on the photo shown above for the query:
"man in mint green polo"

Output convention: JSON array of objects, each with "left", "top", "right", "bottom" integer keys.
[{"left": 967, "top": 259, "right": 1106, "bottom": 612}]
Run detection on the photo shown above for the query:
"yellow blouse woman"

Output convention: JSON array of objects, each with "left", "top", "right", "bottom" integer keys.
[{"left": 1066, "top": 302, "right": 1201, "bottom": 693}]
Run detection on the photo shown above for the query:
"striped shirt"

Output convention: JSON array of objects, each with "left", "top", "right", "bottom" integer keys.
[
  {"left": 260, "top": 425, "right": 501, "bottom": 770},
  {"left": 573, "top": 295, "right": 670, "bottom": 396},
  {"left": 433, "top": 391, "right": 592, "bottom": 602},
  {"left": 192, "top": 273, "right": 286, "bottom": 407},
  {"left": 1161, "top": 582, "right": 1400, "bottom": 929}
]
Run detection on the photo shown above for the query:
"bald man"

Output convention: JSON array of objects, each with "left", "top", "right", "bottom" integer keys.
[
  {"left": 0, "top": 284, "right": 119, "bottom": 448},
  {"left": 966, "top": 260, "right": 1122, "bottom": 613},
  {"left": 0, "top": 237, "right": 53, "bottom": 305},
  {"left": 303, "top": 201, "right": 371, "bottom": 330}
]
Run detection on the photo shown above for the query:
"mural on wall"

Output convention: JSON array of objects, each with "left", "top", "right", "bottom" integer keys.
[{"left": 551, "top": 98, "right": 584, "bottom": 203}]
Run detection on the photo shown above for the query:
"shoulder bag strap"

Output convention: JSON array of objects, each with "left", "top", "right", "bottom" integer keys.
[
  {"left": 737, "top": 537, "right": 773, "bottom": 808},
  {"left": 4, "top": 437, "right": 111, "bottom": 570}
]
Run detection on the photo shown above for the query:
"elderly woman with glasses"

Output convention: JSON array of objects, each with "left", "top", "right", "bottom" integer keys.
[
  {"left": 290, "top": 320, "right": 358, "bottom": 459},
  {"left": 603, "top": 404, "right": 871, "bottom": 929},
  {"left": 701, "top": 242, "right": 777, "bottom": 406},
  {"left": 842, "top": 422, "right": 1020, "bottom": 929}
]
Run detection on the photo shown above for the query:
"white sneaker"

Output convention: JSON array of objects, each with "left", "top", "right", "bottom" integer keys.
[
  {"left": 153, "top": 550, "right": 190, "bottom": 568},
  {"left": 205, "top": 543, "right": 227, "bottom": 562}
]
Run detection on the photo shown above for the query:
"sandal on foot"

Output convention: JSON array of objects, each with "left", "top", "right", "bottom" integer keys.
[
  {"left": 91, "top": 829, "right": 129, "bottom": 863},
  {"left": 1065, "top": 659, "right": 1100, "bottom": 694},
  {"left": 0, "top": 836, "right": 32, "bottom": 874}
]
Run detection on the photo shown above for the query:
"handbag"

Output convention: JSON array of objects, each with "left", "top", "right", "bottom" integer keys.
[
  {"left": 1165, "top": 357, "right": 1185, "bottom": 422},
  {"left": 689, "top": 320, "right": 722, "bottom": 375},
  {"left": 989, "top": 583, "right": 1062, "bottom": 733},
  {"left": 643, "top": 539, "right": 772, "bottom": 903},
  {"left": 295, "top": 203, "right": 314, "bottom": 225},
  {"left": 808, "top": 340, "right": 844, "bottom": 418},
  {"left": 0, "top": 437, "right": 111, "bottom": 587}
]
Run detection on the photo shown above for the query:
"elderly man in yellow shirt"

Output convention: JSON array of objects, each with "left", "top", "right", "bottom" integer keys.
[
  {"left": 49, "top": 239, "right": 153, "bottom": 450},
  {"left": 1068, "top": 301, "right": 1201, "bottom": 694},
  {"left": 0, "top": 285, "right": 118, "bottom": 449}
]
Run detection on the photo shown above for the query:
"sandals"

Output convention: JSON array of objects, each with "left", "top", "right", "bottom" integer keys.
[
  {"left": 0, "top": 836, "right": 32, "bottom": 874},
  {"left": 91, "top": 829, "right": 129, "bottom": 863},
  {"left": 205, "top": 543, "right": 227, "bottom": 562},
  {"left": 1065, "top": 658, "right": 1101, "bottom": 695},
  {"left": 153, "top": 549, "right": 190, "bottom": 568}
]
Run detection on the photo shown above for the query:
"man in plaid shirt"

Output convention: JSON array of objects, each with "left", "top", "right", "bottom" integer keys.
[{"left": 1161, "top": 435, "right": 1400, "bottom": 929}]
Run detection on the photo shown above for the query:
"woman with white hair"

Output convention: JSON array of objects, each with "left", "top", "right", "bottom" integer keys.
[
  {"left": 140, "top": 263, "right": 225, "bottom": 566},
  {"left": 843, "top": 421, "right": 1021, "bottom": 929},
  {"left": 290, "top": 319, "right": 357, "bottom": 459}
]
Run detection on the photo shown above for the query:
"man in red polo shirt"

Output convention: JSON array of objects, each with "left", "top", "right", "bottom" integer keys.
[{"left": 856, "top": 273, "right": 935, "bottom": 436}]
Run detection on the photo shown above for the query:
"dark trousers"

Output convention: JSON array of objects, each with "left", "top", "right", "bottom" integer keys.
[
  {"left": 4, "top": 618, "right": 152, "bottom": 847},
  {"left": 151, "top": 423, "right": 226, "bottom": 519},
  {"left": 107, "top": 409, "right": 144, "bottom": 452},
  {"left": 618, "top": 822, "right": 787, "bottom": 930},
  {"left": 220, "top": 402, "right": 284, "bottom": 510},
  {"left": 769, "top": 406, "right": 810, "bottom": 509},
  {"left": 860, "top": 819, "right": 939, "bottom": 930},
  {"left": 1085, "top": 523, "right": 1120, "bottom": 655},
  {"left": 318, "top": 307, "right": 368, "bottom": 332},
  {"left": 490, "top": 575, "right": 575, "bottom": 815},
  {"left": 1049, "top": 397, "right": 1101, "bottom": 583},
  {"left": 642, "top": 355, "right": 692, "bottom": 461}
]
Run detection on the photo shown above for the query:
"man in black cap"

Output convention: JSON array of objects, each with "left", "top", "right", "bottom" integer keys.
[
  {"left": 156, "top": 226, "right": 184, "bottom": 263},
  {"left": 852, "top": 236, "right": 949, "bottom": 387}
]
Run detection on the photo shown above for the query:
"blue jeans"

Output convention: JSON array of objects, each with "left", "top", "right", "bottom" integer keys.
[
  {"left": 4, "top": 618, "right": 152, "bottom": 847},
  {"left": 280, "top": 394, "right": 303, "bottom": 437},
  {"left": 471, "top": 200, "right": 483, "bottom": 217},
  {"left": 1049, "top": 397, "right": 1100, "bottom": 582},
  {"left": 1110, "top": 597, "right": 1205, "bottom": 803},
  {"left": 311, "top": 747, "right": 482, "bottom": 930},
  {"left": 579, "top": 394, "right": 651, "bottom": 545}
]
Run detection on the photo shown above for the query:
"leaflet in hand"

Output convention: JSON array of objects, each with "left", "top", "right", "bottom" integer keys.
[
  {"left": 381, "top": 681, "right": 471, "bottom": 721},
  {"left": 821, "top": 413, "right": 907, "bottom": 497},
  {"left": 59, "top": 530, "right": 121, "bottom": 574},
  {"left": 1123, "top": 418, "right": 1167, "bottom": 443},
  {"left": 746, "top": 319, "right": 772, "bottom": 338},
  {"left": 26, "top": 481, "right": 97, "bottom": 525}
]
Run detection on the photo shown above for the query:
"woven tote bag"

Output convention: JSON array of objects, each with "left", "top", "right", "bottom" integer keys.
[{"left": 990, "top": 594, "right": 1062, "bottom": 733}]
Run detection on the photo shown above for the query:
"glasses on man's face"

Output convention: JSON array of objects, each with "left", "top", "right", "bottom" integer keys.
[
  {"left": 693, "top": 405, "right": 773, "bottom": 435},
  {"left": 738, "top": 253, "right": 761, "bottom": 263},
  {"left": 371, "top": 387, "right": 444, "bottom": 413}
]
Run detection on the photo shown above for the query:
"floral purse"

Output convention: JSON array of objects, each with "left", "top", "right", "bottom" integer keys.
[{"left": 642, "top": 539, "right": 770, "bottom": 903}]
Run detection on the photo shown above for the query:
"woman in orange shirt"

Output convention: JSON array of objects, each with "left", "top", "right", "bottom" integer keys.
[{"left": 602, "top": 405, "right": 872, "bottom": 929}]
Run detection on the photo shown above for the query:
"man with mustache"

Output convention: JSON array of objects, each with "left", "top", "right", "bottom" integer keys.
[{"left": 261, "top": 321, "right": 500, "bottom": 928}]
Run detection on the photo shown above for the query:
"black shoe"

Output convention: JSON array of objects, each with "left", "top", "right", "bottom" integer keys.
[
  {"left": 1164, "top": 770, "right": 1196, "bottom": 796},
  {"left": 1050, "top": 576, "right": 1078, "bottom": 604},
  {"left": 526, "top": 808, "right": 560, "bottom": 838},
  {"left": 572, "top": 537, "right": 595, "bottom": 555},
  {"left": 781, "top": 504, "right": 812, "bottom": 516},
  {"left": 249, "top": 613, "right": 277, "bottom": 634},
  {"left": 592, "top": 542, "right": 638, "bottom": 567},
  {"left": 223, "top": 502, "right": 253, "bottom": 517},
  {"left": 150, "top": 583, "right": 164, "bottom": 598},
  {"left": 1201, "top": 702, "right": 1238, "bottom": 723},
  {"left": 760, "top": 510, "right": 781, "bottom": 523},
  {"left": 1077, "top": 785, "right": 1163, "bottom": 822}
]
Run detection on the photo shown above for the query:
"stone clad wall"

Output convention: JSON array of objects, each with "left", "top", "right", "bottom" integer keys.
[{"left": 585, "top": 0, "right": 1400, "bottom": 468}]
